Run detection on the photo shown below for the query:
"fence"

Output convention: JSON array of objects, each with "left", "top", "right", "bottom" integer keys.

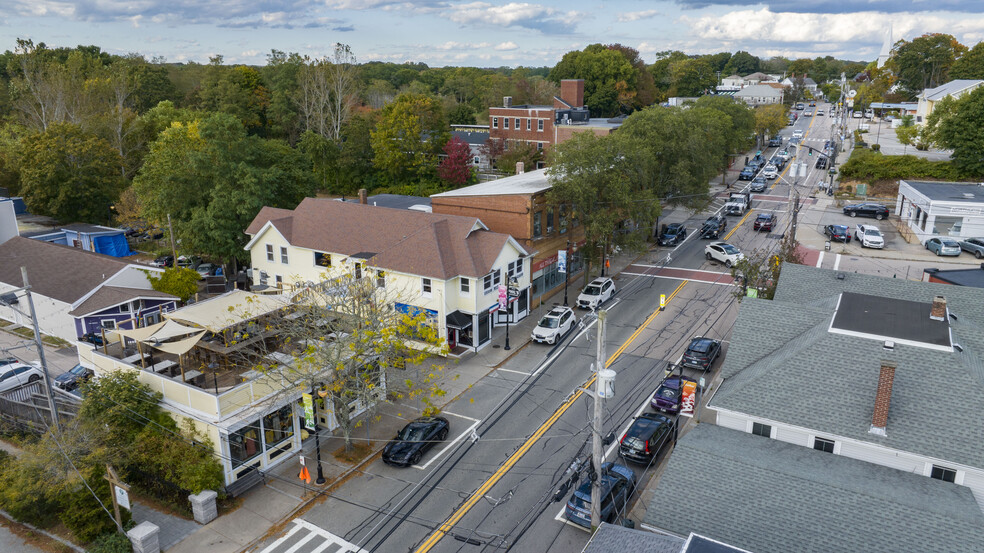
[{"left": 0, "top": 382, "right": 78, "bottom": 434}]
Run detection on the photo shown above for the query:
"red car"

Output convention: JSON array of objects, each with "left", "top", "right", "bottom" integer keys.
[{"left": 753, "top": 213, "right": 776, "bottom": 232}]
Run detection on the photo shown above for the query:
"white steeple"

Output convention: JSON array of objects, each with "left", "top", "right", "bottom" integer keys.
[{"left": 877, "top": 23, "right": 893, "bottom": 68}]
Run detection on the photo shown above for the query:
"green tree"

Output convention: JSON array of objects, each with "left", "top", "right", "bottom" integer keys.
[
  {"left": 145, "top": 267, "right": 200, "bottom": 302},
  {"left": 546, "top": 132, "right": 660, "bottom": 284},
  {"left": 370, "top": 93, "right": 447, "bottom": 187},
  {"left": 498, "top": 141, "right": 542, "bottom": 175},
  {"left": 447, "top": 103, "right": 476, "bottom": 125},
  {"left": 694, "top": 96, "right": 755, "bottom": 182},
  {"left": 196, "top": 57, "right": 269, "bottom": 131},
  {"left": 649, "top": 51, "right": 689, "bottom": 97},
  {"left": 755, "top": 104, "right": 788, "bottom": 141},
  {"left": 607, "top": 44, "right": 657, "bottom": 110},
  {"left": 668, "top": 58, "right": 716, "bottom": 97},
  {"left": 549, "top": 44, "right": 636, "bottom": 116},
  {"left": 730, "top": 235, "right": 804, "bottom": 301},
  {"left": 890, "top": 34, "right": 966, "bottom": 96},
  {"left": 934, "top": 87, "right": 984, "bottom": 176},
  {"left": 133, "top": 113, "right": 316, "bottom": 266},
  {"left": 895, "top": 115, "right": 919, "bottom": 155},
  {"left": 18, "top": 122, "right": 125, "bottom": 223},
  {"left": 262, "top": 50, "right": 305, "bottom": 143},
  {"left": 950, "top": 41, "right": 984, "bottom": 79},
  {"left": 723, "top": 51, "right": 760, "bottom": 76}
]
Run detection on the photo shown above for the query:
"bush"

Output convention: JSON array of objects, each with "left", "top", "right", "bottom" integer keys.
[
  {"left": 871, "top": 143, "right": 881, "bottom": 152},
  {"left": 90, "top": 531, "right": 133, "bottom": 553},
  {"left": 839, "top": 148, "right": 964, "bottom": 182}
]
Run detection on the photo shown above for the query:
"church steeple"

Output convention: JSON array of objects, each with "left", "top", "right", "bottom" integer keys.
[{"left": 877, "top": 24, "right": 893, "bottom": 68}]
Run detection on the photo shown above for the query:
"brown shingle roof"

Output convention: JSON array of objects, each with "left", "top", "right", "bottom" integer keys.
[
  {"left": 69, "top": 286, "right": 177, "bottom": 317},
  {"left": 246, "top": 199, "right": 520, "bottom": 279},
  {"left": 0, "top": 237, "right": 132, "bottom": 304}
]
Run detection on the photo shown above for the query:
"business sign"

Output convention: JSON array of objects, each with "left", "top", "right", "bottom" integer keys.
[
  {"left": 557, "top": 249, "right": 567, "bottom": 274},
  {"left": 302, "top": 393, "right": 315, "bottom": 431},
  {"left": 115, "top": 485, "right": 130, "bottom": 511},
  {"left": 679, "top": 379, "right": 697, "bottom": 417},
  {"left": 498, "top": 284, "right": 508, "bottom": 309}
]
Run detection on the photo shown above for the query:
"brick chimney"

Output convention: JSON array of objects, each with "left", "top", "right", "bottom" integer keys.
[
  {"left": 560, "top": 79, "right": 584, "bottom": 108},
  {"left": 358, "top": 189, "right": 367, "bottom": 204},
  {"left": 516, "top": 161, "right": 525, "bottom": 174},
  {"left": 930, "top": 295, "right": 946, "bottom": 321},
  {"left": 869, "top": 361, "right": 896, "bottom": 436}
]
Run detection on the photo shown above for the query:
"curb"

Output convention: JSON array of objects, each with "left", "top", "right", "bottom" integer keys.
[{"left": 0, "top": 509, "right": 87, "bottom": 553}]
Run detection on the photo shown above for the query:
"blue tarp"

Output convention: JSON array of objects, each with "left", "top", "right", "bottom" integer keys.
[
  {"left": 394, "top": 302, "right": 438, "bottom": 321},
  {"left": 93, "top": 234, "right": 134, "bottom": 257}
]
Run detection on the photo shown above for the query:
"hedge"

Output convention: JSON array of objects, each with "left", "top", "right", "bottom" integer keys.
[{"left": 838, "top": 148, "right": 964, "bottom": 182}]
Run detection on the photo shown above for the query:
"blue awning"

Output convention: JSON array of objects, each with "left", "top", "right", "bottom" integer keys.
[{"left": 394, "top": 303, "right": 438, "bottom": 321}]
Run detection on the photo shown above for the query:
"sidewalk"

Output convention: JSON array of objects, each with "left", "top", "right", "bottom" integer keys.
[{"left": 164, "top": 248, "right": 649, "bottom": 553}]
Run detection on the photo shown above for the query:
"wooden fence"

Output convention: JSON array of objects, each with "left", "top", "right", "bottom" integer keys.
[{"left": 0, "top": 382, "right": 78, "bottom": 434}]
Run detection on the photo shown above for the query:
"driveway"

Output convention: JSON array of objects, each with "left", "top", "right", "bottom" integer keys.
[{"left": 0, "top": 329, "right": 79, "bottom": 379}]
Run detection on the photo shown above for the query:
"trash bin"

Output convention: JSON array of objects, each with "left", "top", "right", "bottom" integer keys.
[{"left": 825, "top": 241, "right": 831, "bottom": 251}]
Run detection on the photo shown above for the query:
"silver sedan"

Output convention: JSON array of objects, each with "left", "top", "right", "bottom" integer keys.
[{"left": 958, "top": 237, "right": 984, "bottom": 259}]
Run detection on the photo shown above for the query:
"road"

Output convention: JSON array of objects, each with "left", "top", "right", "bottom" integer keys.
[{"left": 253, "top": 105, "right": 840, "bottom": 553}]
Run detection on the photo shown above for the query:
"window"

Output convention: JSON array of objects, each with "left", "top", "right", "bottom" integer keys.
[
  {"left": 504, "top": 118, "right": 510, "bottom": 129},
  {"left": 474, "top": 156, "right": 480, "bottom": 165},
  {"left": 266, "top": 244, "right": 274, "bottom": 262},
  {"left": 262, "top": 405, "right": 294, "bottom": 450},
  {"left": 100, "top": 319, "right": 117, "bottom": 330},
  {"left": 376, "top": 270, "right": 385, "bottom": 288},
  {"left": 546, "top": 208, "right": 554, "bottom": 233},
  {"left": 275, "top": 275, "right": 283, "bottom": 288},
  {"left": 143, "top": 311, "right": 161, "bottom": 326},
  {"left": 751, "top": 422, "right": 772, "bottom": 438},
  {"left": 422, "top": 278, "right": 432, "bottom": 296},
  {"left": 493, "top": 117, "right": 499, "bottom": 129},
  {"left": 229, "top": 421, "right": 262, "bottom": 466},
  {"left": 537, "top": 119, "right": 544, "bottom": 132},
  {"left": 526, "top": 118, "right": 531, "bottom": 131},
  {"left": 514, "top": 118, "right": 519, "bottom": 129},
  {"left": 813, "top": 437, "right": 835, "bottom": 453},
  {"left": 280, "top": 246, "right": 289, "bottom": 264},
  {"left": 460, "top": 278, "right": 470, "bottom": 295},
  {"left": 507, "top": 259, "right": 523, "bottom": 278},
  {"left": 537, "top": 142, "right": 543, "bottom": 151},
  {"left": 533, "top": 212, "right": 542, "bottom": 238},
  {"left": 931, "top": 465, "right": 957, "bottom": 483},
  {"left": 483, "top": 270, "right": 501, "bottom": 293},
  {"left": 314, "top": 252, "right": 331, "bottom": 267}
]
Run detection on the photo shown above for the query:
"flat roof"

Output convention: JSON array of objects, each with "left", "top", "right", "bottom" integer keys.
[
  {"left": 431, "top": 169, "right": 551, "bottom": 198},
  {"left": 903, "top": 180, "right": 984, "bottom": 203},
  {"left": 830, "top": 292, "right": 950, "bottom": 350},
  {"left": 926, "top": 266, "right": 984, "bottom": 288}
]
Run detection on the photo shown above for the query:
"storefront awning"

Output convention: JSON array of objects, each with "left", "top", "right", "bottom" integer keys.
[{"left": 446, "top": 310, "right": 473, "bottom": 330}]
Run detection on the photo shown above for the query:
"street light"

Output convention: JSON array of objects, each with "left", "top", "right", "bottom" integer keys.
[
  {"left": 313, "top": 384, "right": 328, "bottom": 485},
  {"left": 503, "top": 279, "right": 519, "bottom": 351},
  {"left": 563, "top": 240, "right": 571, "bottom": 307}
]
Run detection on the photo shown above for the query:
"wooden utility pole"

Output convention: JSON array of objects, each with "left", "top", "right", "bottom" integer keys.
[
  {"left": 104, "top": 464, "right": 129, "bottom": 532},
  {"left": 21, "top": 268, "right": 60, "bottom": 433},
  {"left": 590, "top": 310, "right": 608, "bottom": 528}
]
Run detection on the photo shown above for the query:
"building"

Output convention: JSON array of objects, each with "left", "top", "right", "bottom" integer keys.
[
  {"left": 341, "top": 191, "right": 431, "bottom": 212},
  {"left": 877, "top": 24, "right": 893, "bottom": 68},
  {"left": 244, "top": 197, "right": 531, "bottom": 354},
  {"left": 451, "top": 130, "right": 493, "bottom": 172},
  {"left": 781, "top": 75, "right": 818, "bottom": 92},
  {"left": 581, "top": 523, "right": 749, "bottom": 553},
  {"left": 733, "top": 84, "right": 783, "bottom": 105},
  {"left": 487, "top": 79, "right": 622, "bottom": 160},
  {"left": 742, "top": 72, "right": 773, "bottom": 85},
  {"left": 25, "top": 223, "right": 134, "bottom": 257},
  {"left": 896, "top": 180, "right": 984, "bottom": 243},
  {"left": 430, "top": 169, "right": 586, "bottom": 308},
  {"left": 915, "top": 79, "right": 984, "bottom": 123},
  {"left": 720, "top": 75, "right": 744, "bottom": 88},
  {"left": 0, "top": 237, "right": 176, "bottom": 343},
  {"left": 923, "top": 265, "right": 984, "bottom": 288}
]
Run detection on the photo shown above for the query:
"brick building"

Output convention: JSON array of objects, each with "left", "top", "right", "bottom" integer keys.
[
  {"left": 488, "top": 79, "right": 622, "bottom": 166},
  {"left": 431, "top": 169, "right": 586, "bottom": 309}
]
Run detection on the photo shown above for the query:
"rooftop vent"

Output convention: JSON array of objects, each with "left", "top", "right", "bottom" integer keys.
[
  {"left": 836, "top": 273, "right": 846, "bottom": 280},
  {"left": 883, "top": 340, "right": 895, "bottom": 351},
  {"left": 503, "top": 96, "right": 512, "bottom": 108}
]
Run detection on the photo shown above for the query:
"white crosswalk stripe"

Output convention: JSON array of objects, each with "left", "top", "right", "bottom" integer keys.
[{"left": 258, "top": 519, "right": 367, "bottom": 553}]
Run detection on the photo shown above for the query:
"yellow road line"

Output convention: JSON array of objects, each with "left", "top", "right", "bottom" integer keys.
[
  {"left": 413, "top": 280, "right": 688, "bottom": 552},
  {"left": 724, "top": 209, "right": 755, "bottom": 241}
]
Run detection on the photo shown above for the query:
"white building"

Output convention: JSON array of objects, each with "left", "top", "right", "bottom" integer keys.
[
  {"left": 733, "top": 84, "right": 783, "bottom": 105},
  {"left": 897, "top": 180, "right": 984, "bottom": 243},
  {"left": 915, "top": 80, "right": 984, "bottom": 123}
]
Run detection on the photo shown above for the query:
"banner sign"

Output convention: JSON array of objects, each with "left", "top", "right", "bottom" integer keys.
[
  {"left": 557, "top": 250, "right": 567, "bottom": 274},
  {"left": 680, "top": 379, "right": 697, "bottom": 417},
  {"left": 115, "top": 485, "right": 131, "bottom": 511},
  {"left": 498, "top": 284, "right": 508, "bottom": 309},
  {"left": 302, "top": 393, "right": 315, "bottom": 431}
]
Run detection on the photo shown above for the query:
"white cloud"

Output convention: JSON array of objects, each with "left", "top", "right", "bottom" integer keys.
[
  {"left": 444, "top": 2, "right": 577, "bottom": 33},
  {"left": 495, "top": 41, "right": 518, "bottom": 50},
  {"left": 617, "top": 9, "right": 659, "bottom": 22},
  {"left": 432, "top": 41, "right": 492, "bottom": 50}
]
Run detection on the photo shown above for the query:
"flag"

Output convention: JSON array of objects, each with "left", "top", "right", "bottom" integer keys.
[{"left": 299, "top": 466, "right": 311, "bottom": 483}]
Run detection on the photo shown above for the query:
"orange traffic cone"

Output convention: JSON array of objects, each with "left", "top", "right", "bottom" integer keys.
[{"left": 299, "top": 466, "right": 311, "bottom": 484}]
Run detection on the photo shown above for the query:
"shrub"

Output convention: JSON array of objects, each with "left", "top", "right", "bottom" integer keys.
[
  {"left": 90, "top": 532, "right": 133, "bottom": 553},
  {"left": 838, "top": 148, "right": 964, "bottom": 182},
  {"left": 871, "top": 143, "right": 881, "bottom": 152}
]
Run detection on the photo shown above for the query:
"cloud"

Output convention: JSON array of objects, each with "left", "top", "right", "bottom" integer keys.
[
  {"left": 617, "top": 9, "right": 660, "bottom": 22},
  {"left": 6, "top": 0, "right": 329, "bottom": 27},
  {"left": 495, "top": 41, "right": 519, "bottom": 50},
  {"left": 673, "top": 0, "right": 984, "bottom": 14},
  {"left": 444, "top": 2, "right": 578, "bottom": 33}
]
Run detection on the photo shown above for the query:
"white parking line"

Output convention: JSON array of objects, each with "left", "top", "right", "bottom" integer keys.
[
  {"left": 495, "top": 368, "right": 532, "bottom": 376},
  {"left": 815, "top": 251, "right": 824, "bottom": 268},
  {"left": 414, "top": 412, "right": 480, "bottom": 470},
  {"left": 833, "top": 253, "right": 842, "bottom": 270}
]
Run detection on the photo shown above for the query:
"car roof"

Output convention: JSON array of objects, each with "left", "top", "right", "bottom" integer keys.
[
  {"left": 708, "top": 241, "right": 727, "bottom": 247},
  {"left": 829, "top": 224, "right": 847, "bottom": 229},
  {"left": 547, "top": 307, "right": 570, "bottom": 316},
  {"left": 588, "top": 277, "right": 611, "bottom": 285},
  {"left": 689, "top": 336, "right": 718, "bottom": 348}
]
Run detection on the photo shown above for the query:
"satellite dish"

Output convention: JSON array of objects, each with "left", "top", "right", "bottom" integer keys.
[{"left": 848, "top": 90, "right": 858, "bottom": 98}]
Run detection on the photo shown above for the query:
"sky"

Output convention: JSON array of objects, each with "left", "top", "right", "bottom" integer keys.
[{"left": 4, "top": 0, "right": 984, "bottom": 67}]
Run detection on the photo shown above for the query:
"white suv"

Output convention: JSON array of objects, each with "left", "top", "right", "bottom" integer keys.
[
  {"left": 791, "top": 130, "right": 804, "bottom": 140},
  {"left": 531, "top": 306, "right": 576, "bottom": 345},
  {"left": 576, "top": 277, "right": 615, "bottom": 310},
  {"left": 855, "top": 224, "right": 884, "bottom": 249},
  {"left": 704, "top": 241, "right": 744, "bottom": 268}
]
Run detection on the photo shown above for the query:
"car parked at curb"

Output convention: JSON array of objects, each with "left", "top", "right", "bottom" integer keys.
[
  {"left": 382, "top": 416, "right": 449, "bottom": 467},
  {"left": 564, "top": 463, "right": 636, "bottom": 528},
  {"left": 843, "top": 203, "right": 889, "bottom": 220},
  {"left": 753, "top": 213, "right": 776, "bottom": 232},
  {"left": 618, "top": 413, "right": 673, "bottom": 464},
  {"left": 682, "top": 337, "right": 722, "bottom": 371},
  {"left": 577, "top": 278, "right": 616, "bottom": 310},
  {"left": 54, "top": 364, "right": 93, "bottom": 391},
  {"left": 824, "top": 224, "right": 851, "bottom": 243},
  {"left": 0, "top": 363, "right": 43, "bottom": 394},
  {"left": 925, "top": 237, "right": 961, "bottom": 257},
  {"left": 196, "top": 263, "right": 220, "bottom": 278},
  {"left": 855, "top": 224, "right": 884, "bottom": 249},
  {"left": 705, "top": 241, "right": 743, "bottom": 268},
  {"left": 150, "top": 255, "right": 174, "bottom": 268},
  {"left": 658, "top": 223, "right": 688, "bottom": 247},
  {"left": 958, "top": 237, "right": 984, "bottom": 259},
  {"left": 531, "top": 306, "right": 576, "bottom": 345},
  {"left": 738, "top": 166, "right": 756, "bottom": 181},
  {"left": 651, "top": 375, "right": 698, "bottom": 413},
  {"left": 79, "top": 332, "right": 105, "bottom": 346}
]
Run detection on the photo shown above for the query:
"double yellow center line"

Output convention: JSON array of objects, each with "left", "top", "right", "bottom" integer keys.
[{"left": 413, "top": 280, "right": 688, "bottom": 552}]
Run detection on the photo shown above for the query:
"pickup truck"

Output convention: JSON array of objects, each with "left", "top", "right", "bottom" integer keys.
[{"left": 724, "top": 192, "right": 750, "bottom": 215}]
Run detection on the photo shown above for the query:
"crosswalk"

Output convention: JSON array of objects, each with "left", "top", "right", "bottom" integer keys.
[{"left": 257, "top": 519, "right": 366, "bottom": 553}]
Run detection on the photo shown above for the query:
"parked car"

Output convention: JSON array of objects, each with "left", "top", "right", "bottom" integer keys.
[
  {"left": 738, "top": 166, "right": 756, "bottom": 181},
  {"left": 142, "top": 228, "right": 165, "bottom": 240},
  {"left": 761, "top": 164, "right": 778, "bottom": 180},
  {"left": 843, "top": 203, "right": 889, "bottom": 220},
  {"left": 531, "top": 306, "right": 576, "bottom": 345},
  {"left": 768, "top": 136, "right": 782, "bottom": 147},
  {"left": 958, "top": 237, "right": 984, "bottom": 259},
  {"left": 53, "top": 364, "right": 93, "bottom": 391},
  {"left": 705, "top": 241, "right": 743, "bottom": 268},
  {"left": 176, "top": 255, "right": 202, "bottom": 269},
  {"left": 0, "top": 363, "right": 43, "bottom": 394},
  {"left": 749, "top": 176, "right": 767, "bottom": 192},
  {"left": 382, "top": 416, "right": 450, "bottom": 467},
  {"left": 682, "top": 337, "right": 722, "bottom": 371},
  {"left": 196, "top": 263, "right": 220, "bottom": 278},
  {"left": 658, "top": 223, "right": 687, "bottom": 246},
  {"left": 577, "top": 278, "right": 616, "bottom": 310},
  {"left": 699, "top": 216, "right": 727, "bottom": 239},
  {"left": 824, "top": 224, "right": 851, "bottom": 243},
  {"left": 753, "top": 213, "right": 777, "bottom": 232},
  {"left": 651, "top": 375, "right": 698, "bottom": 413},
  {"left": 564, "top": 463, "right": 636, "bottom": 528},
  {"left": 852, "top": 110, "right": 863, "bottom": 118},
  {"left": 855, "top": 224, "right": 885, "bottom": 249},
  {"left": 0, "top": 357, "right": 19, "bottom": 368},
  {"left": 150, "top": 255, "right": 174, "bottom": 268},
  {"left": 79, "top": 332, "right": 105, "bottom": 346},
  {"left": 618, "top": 413, "right": 674, "bottom": 464},
  {"left": 925, "top": 237, "right": 962, "bottom": 257}
]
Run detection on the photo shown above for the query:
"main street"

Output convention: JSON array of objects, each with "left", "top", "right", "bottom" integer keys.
[{"left": 254, "top": 105, "right": 840, "bottom": 553}]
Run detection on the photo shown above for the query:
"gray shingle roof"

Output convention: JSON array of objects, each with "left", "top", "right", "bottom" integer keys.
[
  {"left": 581, "top": 523, "right": 684, "bottom": 553},
  {"left": 713, "top": 264, "right": 984, "bottom": 469},
  {"left": 0, "top": 237, "right": 131, "bottom": 304},
  {"left": 644, "top": 424, "right": 984, "bottom": 553}
]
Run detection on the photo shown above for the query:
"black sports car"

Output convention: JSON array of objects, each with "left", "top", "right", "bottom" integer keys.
[{"left": 382, "top": 416, "right": 450, "bottom": 467}]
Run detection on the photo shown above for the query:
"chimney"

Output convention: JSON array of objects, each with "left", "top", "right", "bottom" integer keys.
[
  {"left": 516, "top": 161, "right": 525, "bottom": 174},
  {"left": 869, "top": 361, "right": 896, "bottom": 436},
  {"left": 930, "top": 295, "right": 946, "bottom": 321},
  {"left": 560, "top": 79, "right": 585, "bottom": 108},
  {"left": 358, "top": 189, "right": 367, "bottom": 204},
  {"left": 503, "top": 96, "right": 512, "bottom": 108}
]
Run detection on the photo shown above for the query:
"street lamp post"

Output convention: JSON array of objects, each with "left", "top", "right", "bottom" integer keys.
[
  {"left": 563, "top": 240, "right": 571, "bottom": 306},
  {"left": 312, "top": 383, "right": 327, "bottom": 485}
]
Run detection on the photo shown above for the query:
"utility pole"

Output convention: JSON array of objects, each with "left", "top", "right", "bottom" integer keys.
[
  {"left": 167, "top": 213, "right": 178, "bottom": 264},
  {"left": 21, "top": 268, "right": 60, "bottom": 433},
  {"left": 563, "top": 240, "right": 570, "bottom": 306},
  {"left": 590, "top": 309, "right": 608, "bottom": 528}
]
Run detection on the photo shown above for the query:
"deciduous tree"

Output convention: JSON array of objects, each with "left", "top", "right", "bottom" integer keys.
[
  {"left": 437, "top": 136, "right": 474, "bottom": 187},
  {"left": 549, "top": 44, "right": 636, "bottom": 117},
  {"left": 370, "top": 93, "right": 447, "bottom": 186}
]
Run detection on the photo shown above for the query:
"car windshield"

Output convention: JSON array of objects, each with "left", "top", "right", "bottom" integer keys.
[
  {"left": 583, "top": 286, "right": 601, "bottom": 296},
  {"left": 397, "top": 425, "right": 427, "bottom": 442},
  {"left": 864, "top": 229, "right": 881, "bottom": 237},
  {"left": 831, "top": 226, "right": 846, "bottom": 233},
  {"left": 69, "top": 365, "right": 87, "bottom": 376},
  {"left": 665, "top": 227, "right": 680, "bottom": 235},
  {"left": 538, "top": 316, "right": 560, "bottom": 329},
  {"left": 720, "top": 244, "right": 739, "bottom": 254}
]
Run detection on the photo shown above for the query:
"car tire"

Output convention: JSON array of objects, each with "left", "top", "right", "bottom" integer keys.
[
  {"left": 976, "top": 251, "right": 982, "bottom": 259},
  {"left": 725, "top": 260, "right": 733, "bottom": 268},
  {"left": 875, "top": 213, "right": 884, "bottom": 220},
  {"left": 438, "top": 428, "right": 448, "bottom": 441},
  {"left": 705, "top": 252, "right": 712, "bottom": 260},
  {"left": 28, "top": 375, "right": 40, "bottom": 383},
  {"left": 410, "top": 452, "right": 421, "bottom": 466},
  {"left": 849, "top": 211, "right": 857, "bottom": 217},
  {"left": 936, "top": 249, "right": 941, "bottom": 256}
]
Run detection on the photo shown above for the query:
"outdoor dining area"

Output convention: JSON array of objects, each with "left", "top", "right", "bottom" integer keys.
[{"left": 101, "top": 291, "right": 291, "bottom": 393}]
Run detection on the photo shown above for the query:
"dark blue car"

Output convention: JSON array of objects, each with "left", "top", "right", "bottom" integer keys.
[{"left": 564, "top": 462, "right": 636, "bottom": 528}]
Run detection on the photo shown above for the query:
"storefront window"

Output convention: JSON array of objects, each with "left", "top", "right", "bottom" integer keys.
[
  {"left": 263, "top": 406, "right": 294, "bottom": 450},
  {"left": 229, "top": 421, "right": 262, "bottom": 466}
]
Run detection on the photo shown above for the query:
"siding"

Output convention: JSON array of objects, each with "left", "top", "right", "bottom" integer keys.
[{"left": 836, "top": 440, "right": 925, "bottom": 474}]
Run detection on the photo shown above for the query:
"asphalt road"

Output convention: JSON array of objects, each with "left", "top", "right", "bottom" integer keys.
[{"left": 253, "top": 106, "right": 840, "bottom": 553}]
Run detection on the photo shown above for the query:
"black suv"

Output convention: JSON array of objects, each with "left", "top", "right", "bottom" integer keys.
[
  {"left": 738, "top": 166, "right": 755, "bottom": 180},
  {"left": 658, "top": 223, "right": 687, "bottom": 246},
  {"left": 681, "top": 337, "right": 722, "bottom": 371},
  {"left": 768, "top": 136, "right": 782, "bottom": 147},
  {"left": 699, "top": 216, "right": 727, "bottom": 239},
  {"left": 618, "top": 413, "right": 674, "bottom": 464}
]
